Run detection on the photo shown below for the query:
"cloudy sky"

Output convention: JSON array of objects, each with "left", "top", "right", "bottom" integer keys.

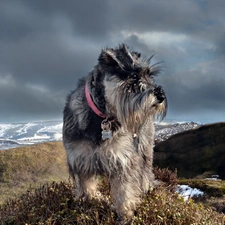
[{"left": 0, "top": 0, "right": 225, "bottom": 123}]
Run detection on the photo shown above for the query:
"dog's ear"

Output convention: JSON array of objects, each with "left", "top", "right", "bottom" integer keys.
[
  {"left": 98, "top": 48, "right": 124, "bottom": 69},
  {"left": 98, "top": 44, "right": 134, "bottom": 70}
]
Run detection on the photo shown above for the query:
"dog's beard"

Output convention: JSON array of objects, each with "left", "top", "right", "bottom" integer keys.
[{"left": 104, "top": 76, "right": 167, "bottom": 133}]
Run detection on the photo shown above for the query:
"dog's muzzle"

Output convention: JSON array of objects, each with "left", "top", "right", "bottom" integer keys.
[{"left": 154, "top": 86, "right": 166, "bottom": 103}]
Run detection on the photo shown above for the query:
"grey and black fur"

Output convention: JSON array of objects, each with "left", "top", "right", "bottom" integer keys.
[{"left": 63, "top": 44, "right": 167, "bottom": 218}]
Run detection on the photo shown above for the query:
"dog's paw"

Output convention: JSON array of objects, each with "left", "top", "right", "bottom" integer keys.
[{"left": 154, "top": 86, "right": 166, "bottom": 103}]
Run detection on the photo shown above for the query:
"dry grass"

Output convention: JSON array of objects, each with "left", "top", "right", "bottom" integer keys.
[
  {"left": 0, "top": 141, "right": 68, "bottom": 204},
  {"left": 0, "top": 142, "right": 225, "bottom": 224},
  {"left": 0, "top": 168, "right": 225, "bottom": 225}
]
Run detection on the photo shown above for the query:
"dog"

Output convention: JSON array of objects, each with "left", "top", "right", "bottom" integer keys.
[{"left": 63, "top": 44, "right": 167, "bottom": 219}]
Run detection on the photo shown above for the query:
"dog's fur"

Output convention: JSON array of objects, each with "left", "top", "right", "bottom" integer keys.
[{"left": 63, "top": 44, "right": 167, "bottom": 218}]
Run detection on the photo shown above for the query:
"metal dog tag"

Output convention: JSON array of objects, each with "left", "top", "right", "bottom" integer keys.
[
  {"left": 101, "top": 119, "right": 112, "bottom": 140},
  {"left": 102, "top": 129, "right": 112, "bottom": 140}
]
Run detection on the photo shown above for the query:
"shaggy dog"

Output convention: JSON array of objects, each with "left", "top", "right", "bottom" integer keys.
[{"left": 63, "top": 44, "right": 167, "bottom": 219}]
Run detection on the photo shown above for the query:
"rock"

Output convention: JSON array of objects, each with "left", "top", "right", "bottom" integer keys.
[{"left": 154, "top": 122, "right": 225, "bottom": 179}]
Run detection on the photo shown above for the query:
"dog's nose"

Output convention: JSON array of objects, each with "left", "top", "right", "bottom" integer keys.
[{"left": 154, "top": 86, "right": 166, "bottom": 103}]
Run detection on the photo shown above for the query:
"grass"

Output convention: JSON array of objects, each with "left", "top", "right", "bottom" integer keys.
[
  {"left": 0, "top": 141, "right": 68, "bottom": 204},
  {"left": 0, "top": 142, "right": 225, "bottom": 224}
]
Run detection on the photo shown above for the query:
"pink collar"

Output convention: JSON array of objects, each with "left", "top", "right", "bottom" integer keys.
[{"left": 85, "top": 83, "right": 106, "bottom": 118}]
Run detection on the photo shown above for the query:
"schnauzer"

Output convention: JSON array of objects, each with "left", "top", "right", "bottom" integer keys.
[{"left": 63, "top": 44, "right": 167, "bottom": 219}]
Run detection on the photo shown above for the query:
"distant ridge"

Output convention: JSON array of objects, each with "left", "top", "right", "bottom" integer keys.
[
  {"left": 0, "top": 120, "right": 200, "bottom": 150},
  {"left": 154, "top": 122, "right": 225, "bottom": 179},
  {"left": 0, "top": 121, "right": 62, "bottom": 150},
  {"left": 0, "top": 139, "right": 20, "bottom": 145},
  {"left": 155, "top": 121, "right": 199, "bottom": 142}
]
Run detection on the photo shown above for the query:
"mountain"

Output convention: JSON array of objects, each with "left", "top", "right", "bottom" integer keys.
[
  {"left": 154, "top": 122, "right": 225, "bottom": 179},
  {"left": 0, "top": 120, "right": 200, "bottom": 150},
  {"left": 154, "top": 121, "right": 199, "bottom": 143},
  {"left": 0, "top": 121, "right": 62, "bottom": 150}
]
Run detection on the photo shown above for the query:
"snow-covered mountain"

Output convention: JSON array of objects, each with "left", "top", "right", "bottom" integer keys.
[
  {"left": 0, "top": 121, "right": 63, "bottom": 150},
  {"left": 154, "top": 121, "right": 200, "bottom": 143},
  {"left": 0, "top": 120, "right": 200, "bottom": 150}
]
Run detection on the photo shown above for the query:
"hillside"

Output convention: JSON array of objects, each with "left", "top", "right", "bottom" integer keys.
[
  {"left": 0, "top": 141, "right": 68, "bottom": 204},
  {"left": 154, "top": 122, "right": 225, "bottom": 179},
  {"left": 0, "top": 140, "right": 225, "bottom": 224}
]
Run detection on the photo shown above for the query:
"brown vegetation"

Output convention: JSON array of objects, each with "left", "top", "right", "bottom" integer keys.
[
  {"left": 0, "top": 141, "right": 68, "bottom": 204},
  {"left": 0, "top": 141, "right": 225, "bottom": 224}
]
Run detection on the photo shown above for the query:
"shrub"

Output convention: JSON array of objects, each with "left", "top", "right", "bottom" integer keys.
[{"left": 0, "top": 169, "right": 224, "bottom": 225}]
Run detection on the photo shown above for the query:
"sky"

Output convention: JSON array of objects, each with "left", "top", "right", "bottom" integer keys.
[{"left": 0, "top": 0, "right": 225, "bottom": 124}]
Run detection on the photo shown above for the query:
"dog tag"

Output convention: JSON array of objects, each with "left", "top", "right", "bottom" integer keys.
[
  {"left": 102, "top": 129, "right": 112, "bottom": 140},
  {"left": 101, "top": 119, "right": 112, "bottom": 140}
]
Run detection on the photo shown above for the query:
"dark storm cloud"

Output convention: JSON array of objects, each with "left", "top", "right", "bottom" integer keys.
[
  {"left": 0, "top": 74, "right": 65, "bottom": 122},
  {"left": 156, "top": 56, "right": 225, "bottom": 122},
  {"left": 3, "top": 0, "right": 111, "bottom": 39},
  {"left": 0, "top": 32, "right": 99, "bottom": 89},
  {"left": 0, "top": 0, "right": 224, "bottom": 123}
]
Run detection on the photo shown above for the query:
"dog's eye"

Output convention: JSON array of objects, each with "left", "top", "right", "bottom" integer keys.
[{"left": 132, "top": 74, "right": 139, "bottom": 81}]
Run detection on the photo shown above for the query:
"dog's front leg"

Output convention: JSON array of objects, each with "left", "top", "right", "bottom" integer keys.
[
  {"left": 110, "top": 171, "right": 141, "bottom": 219},
  {"left": 75, "top": 174, "right": 99, "bottom": 200},
  {"left": 138, "top": 117, "right": 155, "bottom": 193}
]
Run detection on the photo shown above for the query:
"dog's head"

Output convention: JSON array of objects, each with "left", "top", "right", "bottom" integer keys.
[{"left": 97, "top": 44, "right": 167, "bottom": 130}]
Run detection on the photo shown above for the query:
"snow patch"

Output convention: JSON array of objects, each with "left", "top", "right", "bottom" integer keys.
[
  {"left": 16, "top": 123, "right": 37, "bottom": 135},
  {"left": 176, "top": 185, "right": 204, "bottom": 201},
  {"left": 54, "top": 133, "right": 62, "bottom": 140},
  {"left": 0, "top": 124, "right": 21, "bottom": 137}
]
